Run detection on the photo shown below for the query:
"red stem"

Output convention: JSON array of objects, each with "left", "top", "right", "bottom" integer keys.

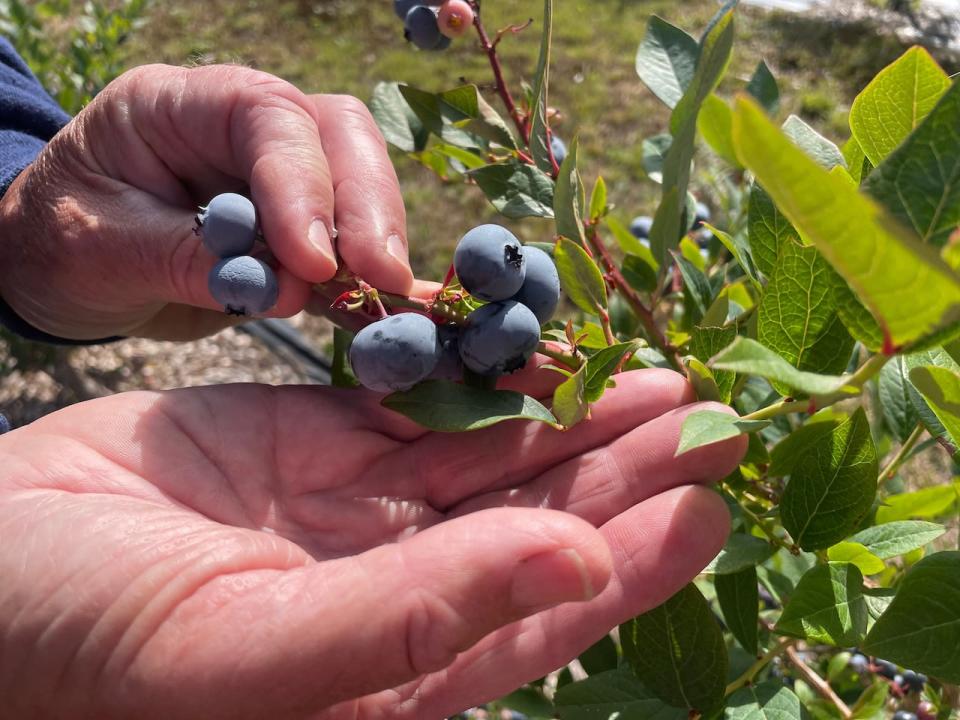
[{"left": 471, "top": 4, "right": 529, "bottom": 144}]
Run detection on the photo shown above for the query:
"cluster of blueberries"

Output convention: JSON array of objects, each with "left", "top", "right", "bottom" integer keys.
[
  {"left": 349, "top": 224, "right": 560, "bottom": 393},
  {"left": 849, "top": 653, "right": 931, "bottom": 720},
  {"left": 196, "top": 193, "right": 279, "bottom": 317},
  {"left": 393, "top": 0, "right": 475, "bottom": 51},
  {"left": 629, "top": 201, "right": 712, "bottom": 250}
]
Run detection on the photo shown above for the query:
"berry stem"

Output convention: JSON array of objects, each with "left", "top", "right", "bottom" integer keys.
[
  {"left": 537, "top": 341, "right": 583, "bottom": 371},
  {"left": 470, "top": 2, "right": 529, "bottom": 144},
  {"left": 724, "top": 637, "right": 797, "bottom": 697},
  {"left": 785, "top": 645, "right": 852, "bottom": 720},
  {"left": 379, "top": 291, "right": 470, "bottom": 325},
  {"left": 878, "top": 422, "right": 925, "bottom": 488},
  {"left": 584, "top": 224, "right": 682, "bottom": 371},
  {"left": 598, "top": 308, "right": 616, "bottom": 347}
]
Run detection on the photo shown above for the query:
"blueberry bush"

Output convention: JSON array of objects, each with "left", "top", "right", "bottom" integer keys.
[{"left": 326, "top": 1, "right": 960, "bottom": 717}]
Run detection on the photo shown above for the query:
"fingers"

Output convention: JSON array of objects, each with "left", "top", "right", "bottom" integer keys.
[
  {"left": 309, "top": 95, "right": 414, "bottom": 294},
  {"left": 350, "top": 368, "right": 696, "bottom": 508},
  {"left": 453, "top": 401, "right": 748, "bottom": 526},
  {"left": 138, "top": 508, "right": 612, "bottom": 714},
  {"left": 376, "top": 486, "right": 730, "bottom": 720}
]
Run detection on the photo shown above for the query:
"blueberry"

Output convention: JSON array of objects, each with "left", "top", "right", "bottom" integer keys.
[
  {"left": 393, "top": 0, "right": 418, "bottom": 20},
  {"left": 349, "top": 313, "right": 441, "bottom": 392},
  {"left": 404, "top": 6, "right": 446, "bottom": 50},
  {"left": 630, "top": 215, "right": 653, "bottom": 241},
  {"left": 438, "top": 0, "right": 474, "bottom": 38},
  {"left": 196, "top": 193, "right": 258, "bottom": 258},
  {"left": 693, "top": 201, "right": 711, "bottom": 229},
  {"left": 454, "top": 224, "right": 526, "bottom": 302},
  {"left": 893, "top": 712, "right": 918, "bottom": 720},
  {"left": 551, "top": 135, "right": 567, "bottom": 165},
  {"left": 0, "top": 413, "right": 11, "bottom": 435},
  {"left": 208, "top": 256, "right": 279, "bottom": 316},
  {"left": 849, "top": 653, "right": 869, "bottom": 674},
  {"left": 511, "top": 246, "right": 560, "bottom": 325},
  {"left": 873, "top": 658, "right": 898, "bottom": 679},
  {"left": 429, "top": 324, "right": 464, "bottom": 381},
  {"left": 459, "top": 300, "right": 541, "bottom": 376},
  {"left": 902, "top": 670, "right": 927, "bottom": 692}
]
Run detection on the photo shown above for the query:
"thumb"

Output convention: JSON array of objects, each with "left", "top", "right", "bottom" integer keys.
[{"left": 147, "top": 509, "right": 611, "bottom": 716}]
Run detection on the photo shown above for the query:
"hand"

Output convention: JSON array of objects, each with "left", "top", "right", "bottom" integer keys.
[
  {"left": 0, "top": 64, "right": 413, "bottom": 341},
  {"left": 0, "top": 368, "right": 746, "bottom": 720}
]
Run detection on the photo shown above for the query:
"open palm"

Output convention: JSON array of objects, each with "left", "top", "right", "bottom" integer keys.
[{"left": 0, "top": 368, "right": 745, "bottom": 720}]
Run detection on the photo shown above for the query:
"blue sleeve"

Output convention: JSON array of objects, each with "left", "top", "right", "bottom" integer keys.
[{"left": 0, "top": 37, "right": 120, "bottom": 345}]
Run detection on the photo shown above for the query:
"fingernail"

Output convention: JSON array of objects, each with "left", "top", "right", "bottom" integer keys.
[
  {"left": 511, "top": 548, "right": 595, "bottom": 610},
  {"left": 386, "top": 233, "right": 408, "bottom": 264},
  {"left": 309, "top": 219, "right": 337, "bottom": 267}
]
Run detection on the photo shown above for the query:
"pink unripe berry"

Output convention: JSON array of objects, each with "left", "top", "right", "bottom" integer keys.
[{"left": 438, "top": 0, "right": 474, "bottom": 38}]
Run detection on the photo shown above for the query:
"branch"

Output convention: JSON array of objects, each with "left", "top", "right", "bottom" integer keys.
[
  {"left": 471, "top": 3, "right": 528, "bottom": 143},
  {"left": 878, "top": 423, "right": 925, "bottom": 488},
  {"left": 725, "top": 637, "right": 797, "bottom": 696},
  {"left": 785, "top": 646, "right": 851, "bottom": 720}
]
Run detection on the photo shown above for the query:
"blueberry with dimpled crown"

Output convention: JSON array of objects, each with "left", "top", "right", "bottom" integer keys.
[
  {"left": 404, "top": 6, "right": 448, "bottom": 50},
  {"left": 208, "top": 256, "right": 279, "bottom": 316},
  {"left": 196, "top": 193, "right": 258, "bottom": 258},
  {"left": 454, "top": 224, "right": 526, "bottom": 302},
  {"left": 459, "top": 300, "right": 541, "bottom": 377},
  {"left": 511, "top": 246, "right": 560, "bottom": 325},
  {"left": 350, "top": 313, "right": 441, "bottom": 392}
]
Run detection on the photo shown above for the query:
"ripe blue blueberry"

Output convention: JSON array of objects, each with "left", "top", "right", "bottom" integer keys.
[
  {"left": 454, "top": 224, "right": 526, "bottom": 302},
  {"left": 349, "top": 313, "right": 441, "bottom": 392},
  {"left": 208, "top": 256, "right": 279, "bottom": 316},
  {"left": 0, "top": 413, "right": 11, "bottom": 435},
  {"left": 630, "top": 215, "right": 653, "bottom": 242},
  {"left": 873, "top": 659, "right": 898, "bottom": 679},
  {"left": 848, "top": 653, "right": 869, "bottom": 674},
  {"left": 196, "top": 193, "right": 258, "bottom": 258},
  {"left": 693, "top": 201, "right": 711, "bottom": 229},
  {"left": 404, "top": 6, "right": 446, "bottom": 50},
  {"left": 551, "top": 135, "right": 567, "bottom": 165},
  {"left": 429, "top": 324, "right": 464, "bottom": 380},
  {"left": 893, "top": 712, "right": 918, "bottom": 720},
  {"left": 902, "top": 670, "right": 926, "bottom": 692},
  {"left": 511, "top": 246, "right": 560, "bottom": 325},
  {"left": 459, "top": 300, "right": 541, "bottom": 376},
  {"left": 393, "top": 0, "right": 419, "bottom": 20}
]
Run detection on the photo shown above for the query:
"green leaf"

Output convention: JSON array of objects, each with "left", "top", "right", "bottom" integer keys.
[
  {"left": 775, "top": 562, "right": 868, "bottom": 646},
  {"left": 429, "top": 143, "right": 487, "bottom": 171},
  {"left": 699, "top": 94, "right": 740, "bottom": 167},
  {"left": 862, "top": 551, "right": 960, "bottom": 683},
  {"left": 621, "top": 584, "right": 728, "bottom": 713},
  {"left": 705, "top": 533, "right": 777, "bottom": 575},
  {"left": 553, "top": 364, "right": 589, "bottom": 428},
  {"left": 650, "top": 4, "right": 735, "bottom": 264},
  {"left": 733, "top": 96, "right": 960, "bottom": 349},
  {"left": 399, "top": 84, "right": 480, "bottom": 149},
  {"left": 827, "top": 542, "right": 886, "bottom": 575},
  {"left": 725, "top": 682, "right": 805, "bottom": 720},
  {"left": 331, "top": 328, "right": 359, "bottom": 389},
  {"left": 527, "top": 0, "right": 555, "bottom": 174},
  {"left": 469, "top": 161, "right": 555, "bottom": 219},
  {"left": 676, "top": 410, "right": 769, "bottom": 456},
  {"left": 497, "top": 687, "right": 553, "bottom": 717},
  {"left": 622, "top": 252, "right": 660, "bottom": 294},
  {"left": 849, "top": 521, "right": 947, "bottom": 559},
  {"left": 553, "top": 136, "right": 586, "bottom": 244},
  {"left": 777, "top": 408, "right": 879, "bottom": 551},
  {"left": 747, "top": 183, "right": 799, "bottom": 280},
  {"left": 877, "top": 481, "right": 960, "bottom": 524},
  {"left": 584, "top": 341, "right": 642, "bottom": 403},
  {"left": 691, "top": 325, "right": 738, "bottom": 403},
  {"left": 369, "top": 81, "right": 427, "bottom": 153},
  {"left": 835, "top": 282, "right": 885, "bottom": 352},
  {"left": 864, "top": 80, "right": 960, "bottom": 246},
  {"left": 383, "top": 381, "right": 558, "bottom": 432},
  {"left": 850, "top": 680, "right": 890, "bottom": 720},
  {"left": 589, "top": 176, "right": 608, "bottom": 222},
  {"left": 746, "top": 59, "right": 780, "bottom": 115},
  {"left": 674, "top": 251, "right": 714, "bottom": 323},
  {"left": 849, "top": 46, "right": 951, "bottom": 167},
  {"left": 782, "top": 115, "right": 846, "bottom": 169},
  {"left": 904, "top": 346, "right": 959, "bottom": 440},
  {"left": 642, "top": 132, "right": 673, "bottom": 183},
  {"left": 710, "top": 337, "right": 858, "bottom": 398},
  {"left": 716, "top": 567, "right": 759, "bottom": 655},
  {"left": 878, "top": 357, "right": 921, "bottom": 443},
  {"left": 607, "top": 215, "right": 655, "bottom": 261},
  {"left": 578, "top": 634, "right": 619, "bottom": 676},
  {"left": 707, "top": 223, "right": 762, "bottom": 290},
  {"left": 555, "top": 666, "right": 688, "bottom": 720},
  {"left": 842, "top": 136, "right": 872, "bottom": 185},
  {"left": 555, "top": 237, "right": 608, "bottom": 315},
  {"left": 435, "top": 84, "right": 518, "bottom": 150},
  {"left": 757, "top": 239, "right": 855, "bottom": 392},
  {"left": 685, "top": 357, "right": 722, "bottom": 403},
  {"left": 909, "top": 365, "right": 960, "bottom": 447},
  {"left": 635, "top": 15, "right": 699, "bottom": 109}
]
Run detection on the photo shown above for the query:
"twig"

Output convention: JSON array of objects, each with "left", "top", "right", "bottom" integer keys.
[
  {"left": 379, "top": 291, "right": 470, "bottom": 325},
  {"left": 785, "top": 646, "right": 851, "bottom": 720},
  {"left": 491, "top": 18, "right": 533, "bottom": 48},
  {"left": 878, "top": 423, "right": 925, "bottom": 488},
  {"left": 471, "top": 3, "right": 528, "bottom": 143},
  {"left": 725, "top": 637, "right": 797, "bottom": 696},
  {"left": 537, "top": 341, "right": 583, "bottom": 371}
]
